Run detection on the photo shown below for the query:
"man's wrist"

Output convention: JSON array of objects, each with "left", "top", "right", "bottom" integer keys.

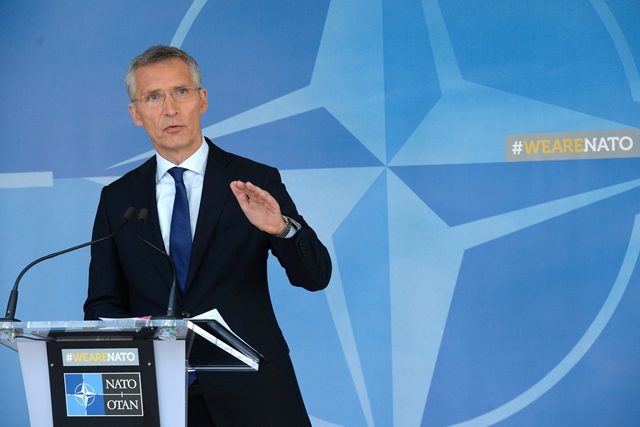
[
  {"left": 276, "top": 215, "right": 300, "bottom": 238},
  {"left": 277, "top": 215, "right": 292, "bottom": 238}
]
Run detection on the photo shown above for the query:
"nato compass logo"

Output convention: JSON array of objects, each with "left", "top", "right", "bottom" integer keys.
[
  {"left": 4, "top": 1, "right": 633, "bottom": 426},
  {"left": 65, "top": 373, "right": 144, "bottom": 417}
]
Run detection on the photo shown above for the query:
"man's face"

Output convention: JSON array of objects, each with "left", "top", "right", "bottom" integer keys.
[{"left": 128, "top": 58, "right": 208, "bottom": 164}]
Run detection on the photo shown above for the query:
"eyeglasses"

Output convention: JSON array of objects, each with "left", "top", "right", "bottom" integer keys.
[{"left": 133, "top": 87, "right": 201, "bottom": 107}]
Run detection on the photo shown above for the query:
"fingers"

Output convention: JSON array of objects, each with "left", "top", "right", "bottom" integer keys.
[
  {"left": 229, "top": 180, "right": 283, "bottom": 234},
  {"left": 230, "top": 181, "right": 271, "bottom": 203}
]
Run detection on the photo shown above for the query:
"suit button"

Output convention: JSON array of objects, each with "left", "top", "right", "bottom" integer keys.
[{"left": 182, "top": 310, "right": 191, "bottom": 318}]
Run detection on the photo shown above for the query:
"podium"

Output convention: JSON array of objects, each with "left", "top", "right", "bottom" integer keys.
[{"left": 0, "top": 318, "right": 261, "bottom": 427}]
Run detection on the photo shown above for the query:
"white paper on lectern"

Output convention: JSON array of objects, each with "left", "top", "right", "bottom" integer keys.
[
  {"left": 189, "top": 308, "right": 228, "bottom": 326},
  {"left": 189, "top": 308, "right": 251, "bottom": 347}
]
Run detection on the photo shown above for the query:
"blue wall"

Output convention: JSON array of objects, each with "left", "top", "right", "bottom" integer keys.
[{"left": 1, "top": 1, "right": 639, "bottom": 426}]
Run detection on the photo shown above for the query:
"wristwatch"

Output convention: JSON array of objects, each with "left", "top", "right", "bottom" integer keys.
[{"left": 277, "top": 215, "right": 294, "bottom": 238}]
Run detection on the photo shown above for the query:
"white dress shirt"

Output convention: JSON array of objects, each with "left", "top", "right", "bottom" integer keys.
[{"left": 155, "top": 139, "right": 208, "bottom": 254}]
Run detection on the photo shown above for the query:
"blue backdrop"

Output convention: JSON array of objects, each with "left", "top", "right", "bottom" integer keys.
[{"left": 1, "top": 1, "right": 639, "bottom": 426}]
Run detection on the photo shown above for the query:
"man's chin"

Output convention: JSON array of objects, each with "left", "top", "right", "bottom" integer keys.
[{"left": 153, "top": 138, "right": 201, "bottom": 163}]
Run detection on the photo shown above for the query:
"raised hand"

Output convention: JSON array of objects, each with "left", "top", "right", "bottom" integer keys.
[{"left": 230, "top": 180, "right": 286, "bottom": 235}]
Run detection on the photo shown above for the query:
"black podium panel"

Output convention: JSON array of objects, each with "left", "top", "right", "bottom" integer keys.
[{"left": 46, "top": 340, "right": 160, "bottom": 427}]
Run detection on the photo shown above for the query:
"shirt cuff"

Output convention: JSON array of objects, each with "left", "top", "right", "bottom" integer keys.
[{"left": 278, "top": 215, "right": 300, "bottom": 238}]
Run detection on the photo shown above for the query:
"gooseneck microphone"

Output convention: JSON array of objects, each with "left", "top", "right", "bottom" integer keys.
[
  {"left": 1, "top": 207, "right": 136, "bottom": 322},
  {"left": 136, "top": 208, "right": 178, "bottom": 318}
]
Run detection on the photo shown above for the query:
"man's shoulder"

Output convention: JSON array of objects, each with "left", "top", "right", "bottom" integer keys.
[
  {"left": 102, "top": 156, "right": 156, "bottom": 193},
  {"left": 206, "top": 138, "right": 274, "bottom": 173}
]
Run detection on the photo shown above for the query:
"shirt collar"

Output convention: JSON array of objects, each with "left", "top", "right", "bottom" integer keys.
[{"left": 155, "top": 137, "right": 209, "bottom": 182}]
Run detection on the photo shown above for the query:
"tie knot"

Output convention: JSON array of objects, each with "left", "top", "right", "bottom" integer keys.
[{"left": 168, "top": 167, "right": 187, "bottom": 183}]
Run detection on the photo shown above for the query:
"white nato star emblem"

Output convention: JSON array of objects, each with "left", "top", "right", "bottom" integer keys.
[{"left": 73, "top": 381, "right": 97, "bottom": 409}]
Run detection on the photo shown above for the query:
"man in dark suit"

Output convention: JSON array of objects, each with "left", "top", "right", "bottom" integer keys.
[{"left": 84, "top": 45, "right": 332, "bottom": 426}]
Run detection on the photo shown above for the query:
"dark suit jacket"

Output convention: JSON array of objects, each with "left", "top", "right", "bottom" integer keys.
[{"left": 84, "top": 138, "right": 332, "bottom": 425}]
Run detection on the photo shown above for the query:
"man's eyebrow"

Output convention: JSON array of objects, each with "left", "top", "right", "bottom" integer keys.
[{"left": 142, "top": 84, "right": 191, "bottom": 94}]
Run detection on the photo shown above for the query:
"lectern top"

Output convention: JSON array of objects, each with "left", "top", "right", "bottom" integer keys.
[{"left": 0, "top": 319, "right": 191, "bottom": 352}]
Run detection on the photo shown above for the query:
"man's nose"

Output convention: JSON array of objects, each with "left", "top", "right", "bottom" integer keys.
[{"left": 162, "top": 94, "right": 179, "bottom": 115}]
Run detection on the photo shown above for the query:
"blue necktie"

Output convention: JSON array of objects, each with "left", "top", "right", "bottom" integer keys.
[
  {"left": 168, "top": 167, "right": 197, "bottom": 387},
  {"left": 168, "top": 167, "right": 192, "bottom": 294}
]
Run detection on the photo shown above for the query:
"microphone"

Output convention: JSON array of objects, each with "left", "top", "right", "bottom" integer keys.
[
  {"left": 1, "top": 207, "right": 136, "bottom": 322},
  {"left": 136, "top": 208, "right": 178, "bottom": 318}
]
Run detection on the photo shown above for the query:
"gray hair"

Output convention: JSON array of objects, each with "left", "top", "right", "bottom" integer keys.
[{"left": 125, "top": 45, "right": 203, "bottom": 101}]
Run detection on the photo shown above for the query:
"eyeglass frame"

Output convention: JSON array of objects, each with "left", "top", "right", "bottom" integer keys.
[{"left": 131, "top": 87, "right": 202, "bottom": 107}]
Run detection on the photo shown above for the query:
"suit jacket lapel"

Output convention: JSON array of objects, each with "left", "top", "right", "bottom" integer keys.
[
  {"left": 185, "top": 138, "right": 236, "bottom": 292},
  {"left": 133, "top": 156, "right": 175, "bottom": 292}
]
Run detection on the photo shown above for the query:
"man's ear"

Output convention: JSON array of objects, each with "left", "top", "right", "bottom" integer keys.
[
  {"left": 128, "top": 103, "right": 144, "bottom": 127},
  {"left": 199, "top": 88, "right": 209, "bottom": 114}
]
